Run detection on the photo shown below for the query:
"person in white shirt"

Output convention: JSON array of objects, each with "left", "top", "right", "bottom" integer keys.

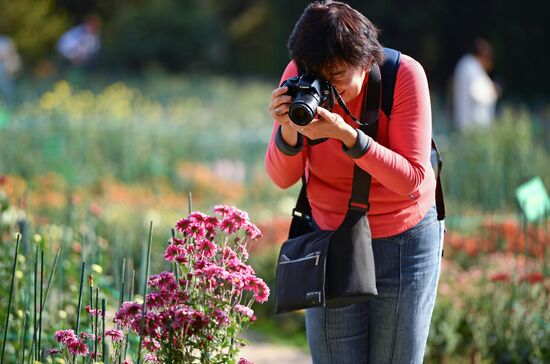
[
  {"left": 0, "top": 36, "right": 21, "bottom": 104},
  {"left": 56, "top": 15, "right": 101, "bottom": 67},
  {"left": 452, "top": 38, "right": 499, "bottom": 132}
]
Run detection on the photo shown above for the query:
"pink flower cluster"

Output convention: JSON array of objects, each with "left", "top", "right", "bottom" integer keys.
[
  {"left": 53, "top": 329, "right": 90, "bottom": 357},
  {"left": 50, "top": 205, "right": 266, "bottom": 363},
  {"left": 114, "top": 205, "right": 267, "bottom": 362}
]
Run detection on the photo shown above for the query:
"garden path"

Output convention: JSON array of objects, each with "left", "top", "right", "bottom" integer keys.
[{"left": 240, "top": 332, "right": 311, "bottom": 364}]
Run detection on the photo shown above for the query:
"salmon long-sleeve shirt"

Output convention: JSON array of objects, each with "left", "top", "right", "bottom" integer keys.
[{"left": 265, "top": 54, "right": 436, "bottom": 238}]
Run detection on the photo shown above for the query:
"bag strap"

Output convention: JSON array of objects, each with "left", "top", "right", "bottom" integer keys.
[
  {"left": 348, "top": 63, "right": 381, "bottom": 212},
  {"left": 431, "top": 140, "right": 446, "bottom": 220},
  {"left": 292, "top": 175, "right": 311, "bottom": 221}
]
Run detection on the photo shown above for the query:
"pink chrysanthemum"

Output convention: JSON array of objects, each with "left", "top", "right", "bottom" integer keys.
[
  {"left": 196, "top": 238, "right": 217, "bottom": 257},
  {"left": 54, "top": 329, "right": 77, "bottom": 345},
  {"left": 85, "top": 305, "right": 102, "bottom": 317},
  {"left": 220, "top": 218, "right": 238, "bottom": 235},
  {"left": 188, "top": 211, "right": 210, "bottom": 223},
  {"left": 105, "top": 328, "right": 124, "bottom": 342},
  {"left": 164, "top": 243, "right": 186, "bottom": 263},
  {"left": 175, "top": 217, "right": 192, "bottom": 232},
  {"left": 144, "top": 353, "right": 161, "bottom": 363},
  {"left": 148, "top": 271, "right": 177, "bottom": 290},
  {"left": 213, "top": 307, "right": 230, "bottom": 327},
  {"left": 213, "top": 204, "right": 233, "bottom": 216},
  {"left": 243, "top": 222, "right": 262, "bottom": 240},
  {"left": 47, "top": 348, "right": 61, "bottom": 355},
  {"left": 67, "top": 339, "right": 89, "bottom": 356},
  {"left": 143, "top": 337, "right": 161, "bottom": 352},
  {"left": 79, "top": 331, "right": 96, "bottom": 341},
  {"left": 234, "top": 304, "right": 255, "bottom": 319},
  {"left": 115, "top": 302, "right": 142, "bottom": 327}
]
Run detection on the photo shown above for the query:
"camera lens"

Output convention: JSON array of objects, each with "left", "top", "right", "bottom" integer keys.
[{"left": 289, "top": 94, "right": 318, "bottom": 126}]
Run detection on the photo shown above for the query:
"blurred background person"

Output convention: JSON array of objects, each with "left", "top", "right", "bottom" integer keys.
[
  {"left": 0, "top": 35, "right": 22, "bottom": 105},
  {"left": 452, "top": 37, "right": 500, "bottom": 132},
  {"left": 56, "top": 15, "right": 102, "bottom": 69}
]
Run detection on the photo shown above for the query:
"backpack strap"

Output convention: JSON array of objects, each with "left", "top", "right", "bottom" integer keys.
[
  {"left": 380, "top": 48, "right": 401, "bottom": 117},
  {"left": 381, "top": 47, "right": 446, "bottom": 220}
]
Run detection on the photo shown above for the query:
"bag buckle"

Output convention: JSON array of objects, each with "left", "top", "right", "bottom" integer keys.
[
  {"left": 292, "top": 208, "right": 311, "bottom": 220},
  {"left": 347, "top": 200, "right": 370, "bottom": 212}
]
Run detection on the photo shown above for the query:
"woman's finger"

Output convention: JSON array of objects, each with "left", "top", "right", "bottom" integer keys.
[{"left": 316, "top": 107, "right": 337, "bottom": 123}]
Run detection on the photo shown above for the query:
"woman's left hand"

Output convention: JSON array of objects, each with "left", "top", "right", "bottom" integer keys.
[{"left": 299, "top": 107, "right": 358, "bottom": 148}]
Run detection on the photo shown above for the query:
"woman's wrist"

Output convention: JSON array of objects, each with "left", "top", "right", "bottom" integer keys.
[
  {"left": 342, "top": 129, "right": 372, "bottom": 158},
  {"left": 339, "top": 125, "right": 358, "bottom": 149},
  {"left": 280, "top": 125, "right": 299, "bottom": 147},
  {"left": 275, "top": 125, "right": 303, "bottom": 156}
]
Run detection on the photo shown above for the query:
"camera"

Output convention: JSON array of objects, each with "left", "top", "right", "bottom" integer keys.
[{"left": 281, "top": 73, "right": 334, "bottom": 126}]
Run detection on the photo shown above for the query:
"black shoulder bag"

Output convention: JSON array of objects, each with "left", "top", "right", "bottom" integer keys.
[{"left": 274, "top": 63, "right": 384, "bottom": 314}]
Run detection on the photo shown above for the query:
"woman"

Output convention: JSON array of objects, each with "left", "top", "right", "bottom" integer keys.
[{"left": 265, "top": 1, "right": 445, "bottom": 363}]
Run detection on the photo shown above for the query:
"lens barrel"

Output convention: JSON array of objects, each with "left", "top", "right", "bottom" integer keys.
[{"left": 288, "top": 93, "right": 319, "bottom": 125}]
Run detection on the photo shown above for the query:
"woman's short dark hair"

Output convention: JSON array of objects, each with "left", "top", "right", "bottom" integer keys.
[{"left": 287, "top": 1, "right": 384, "bottom": 75}]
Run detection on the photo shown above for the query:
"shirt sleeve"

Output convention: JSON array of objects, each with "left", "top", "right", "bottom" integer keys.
[
  {"left": 265, "top": 61, "right": 307, "bottom": 189},
  {"left": 353, "top": 56, "right": 433, "bottom": 196}
]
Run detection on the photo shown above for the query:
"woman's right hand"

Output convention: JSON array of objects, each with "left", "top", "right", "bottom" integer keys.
[{"left": 268, "top": 86, "right": 301, "bottom": 146}]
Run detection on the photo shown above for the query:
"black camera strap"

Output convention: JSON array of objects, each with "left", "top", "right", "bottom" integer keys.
[{"left": 331, "top": 63, "right": 381, "bottom": 127}]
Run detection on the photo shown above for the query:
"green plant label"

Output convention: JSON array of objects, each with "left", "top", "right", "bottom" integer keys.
[
  {"left": 515, "top": 177, "right": 550, "bottom": 222},
  {"left": 0, "top": 108, "right": 10, "bottom": 128}
]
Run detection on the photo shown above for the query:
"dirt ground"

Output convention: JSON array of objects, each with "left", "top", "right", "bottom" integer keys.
[
  {"left": 239, "top": 342, "right": 311, "bottom": 364},
  {"left": 239, "top": 331, "right": 311, "bottom": 364}
]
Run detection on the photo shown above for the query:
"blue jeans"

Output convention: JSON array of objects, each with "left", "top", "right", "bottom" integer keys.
[{"left": 306, "top": 207, "right": 445, "bottom": 363}]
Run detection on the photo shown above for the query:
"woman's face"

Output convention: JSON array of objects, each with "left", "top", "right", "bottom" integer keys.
[{"left": 323, "top": 63, "right": 368, "bottom": 103}]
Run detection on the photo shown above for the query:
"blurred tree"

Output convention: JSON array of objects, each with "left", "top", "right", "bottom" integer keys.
[
  {"left": 1, "top": 0, "right": 549, "bottom": 101},
  {"left": 0, "top": 0, "right": 69, "bottom": 62},
  {"left": 100, "top": 0, "right": 228, "bottom": 71}
]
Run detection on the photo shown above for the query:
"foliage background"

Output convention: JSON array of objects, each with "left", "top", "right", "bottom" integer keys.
[
  {"left": 0, "top": 0, "right": 549, "bottom": 363},
  {"left": 1, "top": 0, "right": 549, "bottom": 100}
]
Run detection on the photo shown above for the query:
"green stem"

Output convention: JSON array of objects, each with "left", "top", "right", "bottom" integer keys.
[
  {"left": 20, "top": 310, "right": 29, "bottom": 364},
  {"left": 123, "top": 269, "right": 136, "bottom": 360},
  {"left": 37, "top": 250, "right": 44, "bottom": 359},
  {"left": 1, "top": 234, "right": 20, "bottom": 363},
  {"left": 73, "top": 262, "right": 86, "bottom": 364},
  {"left": 137, "top": 221, "right": 154, "bottom": 364},
  {"left": 120, "top": 258, "right": 127, "bottom": 307},
  {"left": 94, "top": 287, "right": 99, "bottom": 360},
  {"left": 41, "top": 248, "right": 61, "bottom": 315},
  {"left": 102, "top": 299, "right": 106, "bottom": 363},
  {"left": 33, "top": 246, "right": 38, "bottom": 360}
]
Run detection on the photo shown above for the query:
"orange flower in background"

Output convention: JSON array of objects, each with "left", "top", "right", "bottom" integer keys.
[
  {"left": 489, "top": 272, "right": 511, "bottom": 283},
  {"left": 519, "top": 272, "right": 545, "bottom": 284},
  {"left": 443, "top": 217, "right": 549, "bottom": 259},
  {"left": 71, "top": 193, "right": 82, "bottom": 205},
  {"left": 462, "top": 237, "right": 479, "bottom": 257},
  {"left": 254, "top": 217, "right": 291, "bottom": 251},
  {"left": 88, "top": 201, "right": 103, "bottom": 217},
  {"left": 72, "top": 242, "right": 82, "bottom": 253},
  {"left": 175, "top": 161, "right": 245, "bottom": 202}
]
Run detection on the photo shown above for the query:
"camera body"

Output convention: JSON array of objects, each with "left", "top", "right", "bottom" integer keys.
[{"left": 281, "top": 73, "right": 333, "bottom": 126}]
